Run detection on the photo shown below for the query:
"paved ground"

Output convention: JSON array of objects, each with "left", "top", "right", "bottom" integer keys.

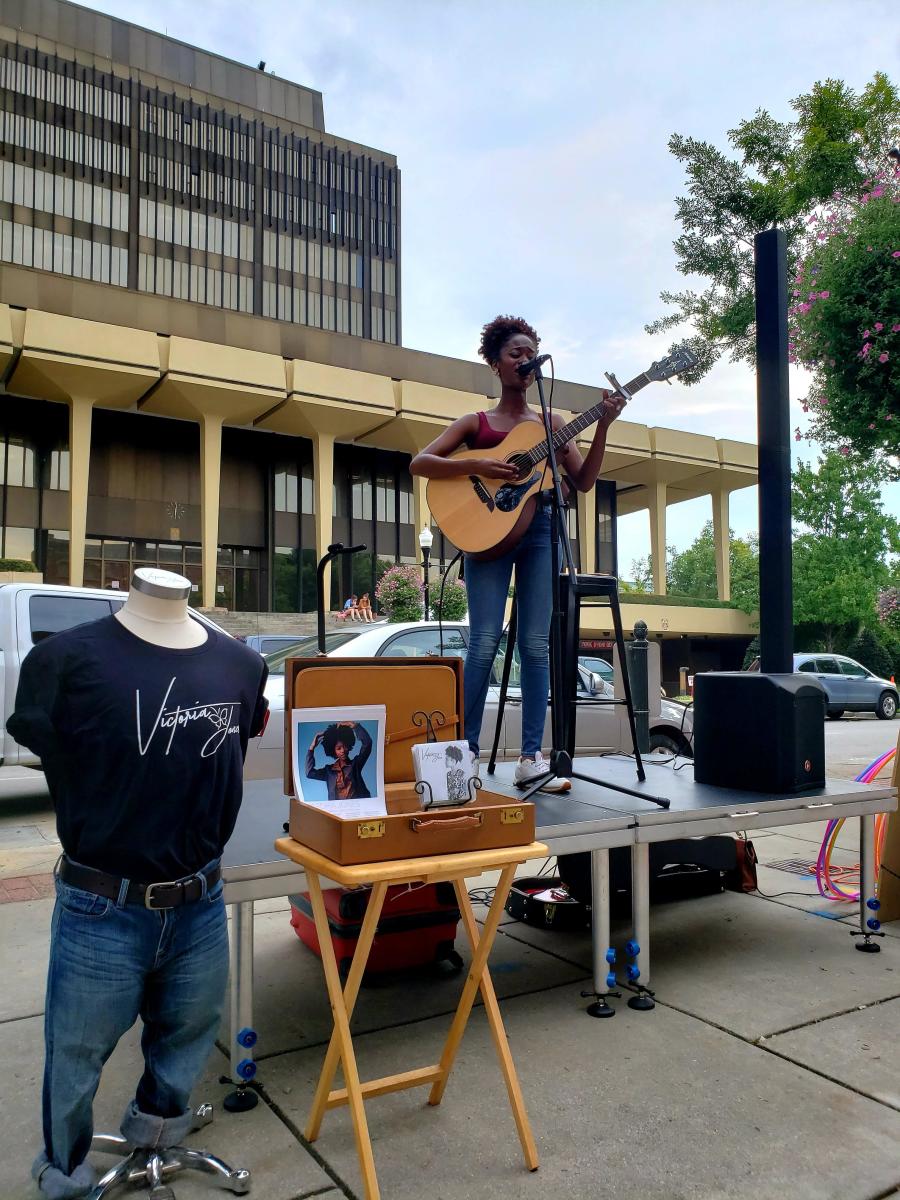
[{"left": 0, "top": 721, "right": 897, "bottom": 1199}]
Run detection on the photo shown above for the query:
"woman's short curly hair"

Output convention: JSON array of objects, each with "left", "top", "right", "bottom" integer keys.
[
  {"left": 322, "top": 723, "right": 356, "bottom": 757},
  {"left": 478, "top": 315, "right": 539, "bottom": 365}
]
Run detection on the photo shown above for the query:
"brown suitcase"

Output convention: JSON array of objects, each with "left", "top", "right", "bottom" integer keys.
[
  {"left": 284, "top": 657, "right": 464, "bottom": 795},
  {"left": 289, "top": 785, "right": 535, "bottom": 865},
  {"left": 283, "top": 657, "right": 535, "bottom": 864}
]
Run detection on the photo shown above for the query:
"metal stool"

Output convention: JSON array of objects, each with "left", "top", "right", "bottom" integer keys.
[{"left": 89, "top": 1104, "right": 251, "bottom": 1199}]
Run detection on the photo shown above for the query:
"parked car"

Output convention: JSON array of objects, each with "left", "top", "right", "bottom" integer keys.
[
  {"left": 745, "top": 652, "right": 898, "bottom": 719},
  {"left": 0, "top": 583, "right": 229, "bottom": 792},
  {"left": 243, "top": 621, "right": 694, "bottom": 780},
  {"left": 794, "top": 653, "right": 897, "bottom": 720},
  {"left": 239, "top": 633, "right": 317, "bottom": 657}
]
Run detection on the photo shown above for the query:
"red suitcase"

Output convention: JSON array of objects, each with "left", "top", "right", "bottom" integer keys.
[{"left": 289, "top": 882, "right": 462, "bottom": 977}]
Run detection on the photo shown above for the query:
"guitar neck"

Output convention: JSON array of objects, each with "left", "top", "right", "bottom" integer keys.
[{"left": 520, "top": 372, "right": 652, "bottom": 468}]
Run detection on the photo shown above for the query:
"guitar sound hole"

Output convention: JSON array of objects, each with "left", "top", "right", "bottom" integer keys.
[{"left": 507, "top": 454, "right": 529, "bottom": 479}]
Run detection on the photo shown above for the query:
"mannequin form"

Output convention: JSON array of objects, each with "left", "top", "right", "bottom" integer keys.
[
  {"left": 9, "top": 569, "right": 269, "bottom": 1200},
  {"left": 114, "top": 567, "right": 207, "bottom": 649}
]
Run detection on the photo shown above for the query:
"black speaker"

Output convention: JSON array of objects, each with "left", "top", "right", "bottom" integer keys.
[{"left": 693, "top": 672, "right": 826, "bottom": 793}]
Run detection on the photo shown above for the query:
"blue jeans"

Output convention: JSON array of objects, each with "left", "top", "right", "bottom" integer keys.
[
  {"left": 37, "top": 863, "right": 228, "bottom": 1189},
  {"left": 464, "top": 505, "right": 554, "bottom": 758}
]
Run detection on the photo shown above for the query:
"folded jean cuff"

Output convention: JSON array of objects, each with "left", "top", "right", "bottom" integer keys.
[
  {"left": 31, "top": 1152, "right": 97, "bottom": 1199},
  {"left": 120, "top": 1099, "right": 193, "bottom": 1148}
]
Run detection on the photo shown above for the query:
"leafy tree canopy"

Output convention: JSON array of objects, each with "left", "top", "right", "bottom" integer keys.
[{"left": 648, "top": 73, "right": 900, "bottom": 384}]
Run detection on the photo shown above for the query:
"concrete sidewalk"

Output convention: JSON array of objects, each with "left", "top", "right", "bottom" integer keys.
[{"left": 1, "top": 819, "right": 898, "bottom": 1200}]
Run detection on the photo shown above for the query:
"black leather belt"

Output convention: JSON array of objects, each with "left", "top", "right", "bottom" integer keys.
[{"left": 58, "top": 856, "right": 221, "bottom": 910}]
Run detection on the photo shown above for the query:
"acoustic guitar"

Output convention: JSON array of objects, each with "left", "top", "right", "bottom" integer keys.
[{"left": 427, "top": 346, "right": 698, "bottom": 560}]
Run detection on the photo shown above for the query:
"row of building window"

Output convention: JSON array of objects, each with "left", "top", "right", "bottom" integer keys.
[
  {"left": 260, "top": 284, "right": 362, "bottom": 333},
  {"left": 0, "top": 161, "right": 129, "bottom": 230},
  {"left": 140, "top": 100, "right": 254, "bottom": 160},
  {"left": 137, "top": 253, "right": 253, "bottom": 312},
  {"left": 1, "top": 220, "right": 128, "bottom": 285},
  {"left": 138, "top": 197, "right": 253, "bottom": 259},
  {"left": 0, "top": 436, "right": 69, "bottom": 490},
  {"left": 262, "top": 232, "right": 368, "bottom": 286},
  {"left": 370, "top": 304, "right": 398, "bottom": 343},
  {"left": 262, "top": 188, "right": 362, "bottom": 240},
  {"left": 139, "top": 152, "right": 251, "bottom": 210},
  {"left": 1, "top": 113, "right": 128, "bottom": 175},
  {"left": 0, "top": 53, "right": 130, "bottom": 124}
]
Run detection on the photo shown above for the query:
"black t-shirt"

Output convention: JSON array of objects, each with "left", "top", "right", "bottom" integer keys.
[{"left": 8, "top": 616, "right": 268, "bottom": 881}]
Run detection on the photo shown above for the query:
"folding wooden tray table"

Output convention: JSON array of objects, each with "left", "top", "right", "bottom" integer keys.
[{"left": 274, "top": 835, "right": 549, "bottom": 1200}]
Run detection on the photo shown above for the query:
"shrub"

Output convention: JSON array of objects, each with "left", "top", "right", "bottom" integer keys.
[
  {"left": 847, "top": 627, "right": 894, "bottom": 678},
  {"left": 375, "top": 564, "right": 423, "bottom": 622},
  {"left": 0, "top": 558, "right": 37, "bottom": 572},
  {"left": 428, "top": 577, "right": 467, "bottom": 621}
]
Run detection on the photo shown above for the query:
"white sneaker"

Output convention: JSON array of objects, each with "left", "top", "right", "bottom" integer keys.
[{"left": 514, "top": 752, "right": 571, "bottom": 793}]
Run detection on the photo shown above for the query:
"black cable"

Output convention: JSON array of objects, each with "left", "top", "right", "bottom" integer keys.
[{"left": 436, "top": 549, "right": 463, "bottom": 656}]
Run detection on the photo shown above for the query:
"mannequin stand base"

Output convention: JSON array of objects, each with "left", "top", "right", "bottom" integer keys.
[
  {"left": 89, "top": 1105, "right": 251, "bottom": 1198},
  {"left": 854, "top": 940, "right": 881, "bottom": 954},
  {"left": 852, "top": 929, "right": 884, "bottom": 954},
  {"left": 627, "top": 989, "right": 656, "bottom": 1012}
]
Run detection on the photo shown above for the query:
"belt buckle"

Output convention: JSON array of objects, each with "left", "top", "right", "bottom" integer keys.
[{"left": 144, "top": 880, "right": 181, "bottom": 909}]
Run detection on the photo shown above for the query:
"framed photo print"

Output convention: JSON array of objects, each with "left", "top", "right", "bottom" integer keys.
[{"left": 291, "top": 704, "right": 387, "bottom": 819}]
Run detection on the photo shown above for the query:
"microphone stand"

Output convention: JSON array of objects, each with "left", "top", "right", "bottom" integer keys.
[{"left": 515, "top": 363, "right": 670, "bottom": 809}]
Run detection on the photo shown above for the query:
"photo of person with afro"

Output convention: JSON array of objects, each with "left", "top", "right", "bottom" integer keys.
[{"left": 305, "top": 720, "right": 374, "bottom": 802}]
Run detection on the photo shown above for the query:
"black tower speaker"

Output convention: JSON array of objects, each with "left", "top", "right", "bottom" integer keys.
[{"left": 693, "top": 673, "right": 826, "bottom": 793}]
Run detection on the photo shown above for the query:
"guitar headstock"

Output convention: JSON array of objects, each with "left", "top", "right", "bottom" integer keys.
[{"left": 645, "top": 345, "right": 698, "bottom": 382}]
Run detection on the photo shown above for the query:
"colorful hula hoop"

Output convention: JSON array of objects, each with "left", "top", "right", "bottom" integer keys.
[{"left": 815, "top": 748, "right": 894, "bottom": 903}]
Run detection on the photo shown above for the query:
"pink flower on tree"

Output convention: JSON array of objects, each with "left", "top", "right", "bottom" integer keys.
[
  {"left": 838, "top": 446, "right": 850, "bottom": 456},
  {"left": 879, "top": 353, "right": 890, "bottom": 363},
  {"left": 874, "top": 323, "right": 883, "bottom": 332}
]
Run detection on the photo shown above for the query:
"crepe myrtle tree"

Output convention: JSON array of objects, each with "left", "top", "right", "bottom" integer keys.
[
  {"left": 375, "top": 564, "right": 424, "bottom": 622},
  {"left": 790, "top": 162, "right": 900, "bottom": 466}
]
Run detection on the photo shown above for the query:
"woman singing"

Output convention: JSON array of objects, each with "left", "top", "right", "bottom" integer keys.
[{"left": 410, "top": 315, "right": 625, "bottom": 790}]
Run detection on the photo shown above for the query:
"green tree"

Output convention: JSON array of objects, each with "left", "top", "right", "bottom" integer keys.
[
  {"left": 667, "top": 522, "right": 760, "bottom": 612},
  {"left": 647, "top": 74, "right": 900, "bottom": 380},
  {"left": 792, "top": 450, "right": 900, "bottom": 649}
]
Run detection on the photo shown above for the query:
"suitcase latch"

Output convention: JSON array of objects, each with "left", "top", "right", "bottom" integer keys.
[
  {"left": 500, "top": 807, "right": 525, "bottom": 825},
  {"left": 357, "top": 820, "right": 386, "bottom": 839}
]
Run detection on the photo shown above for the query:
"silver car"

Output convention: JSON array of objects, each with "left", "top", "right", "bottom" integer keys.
[
  {"left": 243, "top": 621, "right": 694, "bottom": 780},
  {"left": 793, "top": 653, "right": 898, "bottom": 720}
]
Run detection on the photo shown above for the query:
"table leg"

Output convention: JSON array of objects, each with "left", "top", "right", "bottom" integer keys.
[
  {"left": 451, "top": 876, "right": 539, "bottom": 1171},
  {"left": 305, "top": 870, "right": 381, "bottom": 1200},
  {"left": 229, "top": 901, "right": 256, "bottom": 1084},
  {"left": 306, "top": 880, "right": 389, "bottom": 1141}
]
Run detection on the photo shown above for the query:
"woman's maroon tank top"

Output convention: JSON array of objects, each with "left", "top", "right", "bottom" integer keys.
[{"left": 468, "top": 411, "right": 507, "bottom": 450}]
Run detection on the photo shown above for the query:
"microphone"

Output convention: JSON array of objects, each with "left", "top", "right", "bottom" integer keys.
[{"left": 515, "top": 353, "right": 551, "bottom": 378}]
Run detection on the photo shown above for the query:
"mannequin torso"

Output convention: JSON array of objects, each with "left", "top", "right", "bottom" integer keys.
[{"left": 114, "top": 568, "right": 207, "bottom": 649}]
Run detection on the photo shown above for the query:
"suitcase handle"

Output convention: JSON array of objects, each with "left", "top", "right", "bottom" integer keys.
[{"left": 410, "top": 812, "right": 485, "bottom": 833}]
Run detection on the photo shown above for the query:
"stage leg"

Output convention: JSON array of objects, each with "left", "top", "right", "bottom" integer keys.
[
  {"left": 856, "top": 815, "right": 881, "bottom": 954},
  {"left": 627, "top": 843, "right": 654, "bottom": 1010}
]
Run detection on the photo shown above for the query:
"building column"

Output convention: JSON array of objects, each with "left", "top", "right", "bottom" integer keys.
[
  {"left": 313, "top": 432, "right": 335, "bottom": 603},
  {"left": 412, "top": 474, "right": 431, "bottom": 545},
  {"left": 576, "top": 486, "right": 597, "bottom": 575},
  {"left": 649, "top": 482, "right": 667, "bottom": 595},
  {"left": 712, "top": 487, "right": 731, "bottom": 602},
  {"left": 67, "top": 397, "right": 93, "bottom": 588},
  {"left": 200, "top": 415, "right": 223, "bottom": 608}
]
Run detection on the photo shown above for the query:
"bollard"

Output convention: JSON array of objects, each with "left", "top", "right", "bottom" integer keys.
[{"left": 625, "top": 620, "right": 650, "bottom": 754}]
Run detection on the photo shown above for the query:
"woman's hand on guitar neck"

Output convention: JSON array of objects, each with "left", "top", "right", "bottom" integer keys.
[{"left": 599, "top": 389, "right": 627, "bottom": 427}]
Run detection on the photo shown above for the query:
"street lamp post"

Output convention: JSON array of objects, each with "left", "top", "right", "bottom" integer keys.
[{"left": 419, "top": 525, "right": 434, "bottom": 621}]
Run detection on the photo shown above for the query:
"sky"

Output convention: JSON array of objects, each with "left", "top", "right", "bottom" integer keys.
[{"left": 93, "top": 0, "right": 900, "bottom": 569}]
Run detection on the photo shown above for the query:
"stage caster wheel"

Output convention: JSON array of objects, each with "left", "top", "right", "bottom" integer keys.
[
  {"left": 855, "top": 940, "right": 881, "bottom": 954},
  {"left": 628, "top": 991, "right": 656, "bottom": 1011},
  {"left": 587, "top": 997, "right": 615, "bottom": 1018},
  {"left": 224, "top": 1085, "right": 259, "bottom": 1113}
]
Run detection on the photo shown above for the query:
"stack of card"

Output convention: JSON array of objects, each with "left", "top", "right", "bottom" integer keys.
[{"left": 411, "top": 739, "right": 474, "bottom": 807}]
